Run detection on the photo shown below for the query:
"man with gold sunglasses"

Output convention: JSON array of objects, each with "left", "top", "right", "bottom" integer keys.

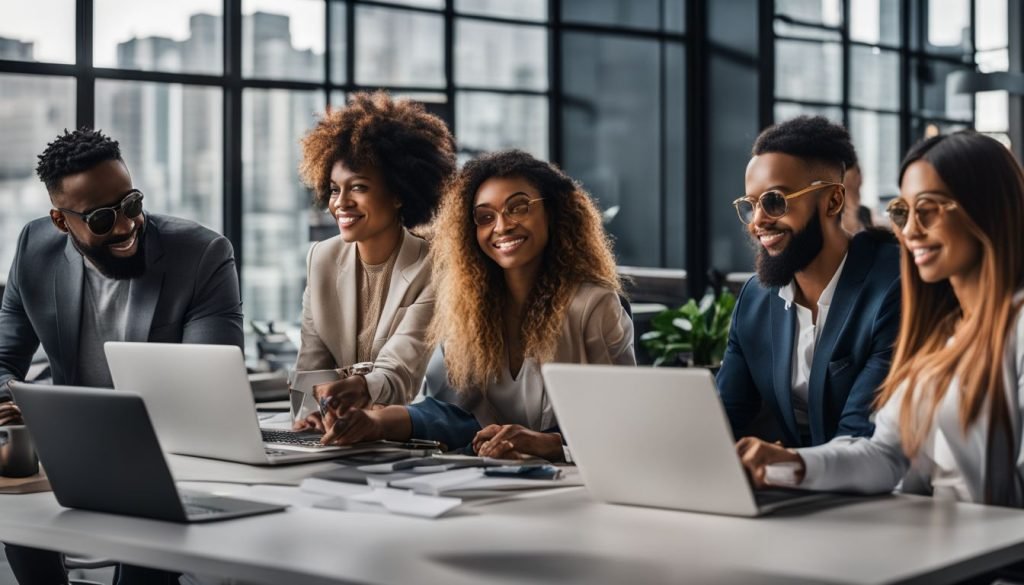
[
  {"left": 717, "top": 116, "right": 902, "bottom": 450},
  {"left": 0, "top": 128, "right": 243, "bottom": 585}
]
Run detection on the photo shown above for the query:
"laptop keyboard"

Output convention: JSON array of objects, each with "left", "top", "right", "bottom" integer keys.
[{"left": 261, "top": 428, "right": 326, "bottom": 448}]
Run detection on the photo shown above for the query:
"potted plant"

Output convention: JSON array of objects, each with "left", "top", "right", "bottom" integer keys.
[{"left": 640, "top": 289, "right": 736, "bottom": 368}]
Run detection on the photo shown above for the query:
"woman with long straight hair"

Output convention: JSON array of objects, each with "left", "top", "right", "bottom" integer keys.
[{"left": 737, "top": 131, "right": 1024, "bottom": 506}]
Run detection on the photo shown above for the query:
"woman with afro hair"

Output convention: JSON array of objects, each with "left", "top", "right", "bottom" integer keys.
[
  {"left": 293, "top": 91, "right": 456, "bottom": 431},
  {"left": 317, "top": 150, "right": 636, "bottom": 461}
]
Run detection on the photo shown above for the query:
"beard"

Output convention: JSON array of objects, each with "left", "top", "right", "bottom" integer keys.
[
  {"left": 754, "top": 210, "right": 824, "bottom": 288},
  {"left": 69, "top": 223, "right": 147, "bottom": 280}
]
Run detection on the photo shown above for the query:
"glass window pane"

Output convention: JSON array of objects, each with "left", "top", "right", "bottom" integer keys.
[
  {"left": 912, "top": 117, "right": 970, "bottom": 141},
  {"left": 848, "top": 111, "right": 900, "bottom": 214},
  {"left": 975, "top": 0, "right": 1008, "bottom": 51},
  {"left": 977, "top": 48, "right": 1009, "bottom": 73},
  {"left": 664, "top": 0, "right": 685, "bottom": 33},
  {"left": 329, "top": 1, "right": 346, "bottom": 83},
  {"left": 910, "top": 58, "right": 974, "bottom": 121},
  {"left": 774, "top": 20, "right": 841, "bottom": 41},
  {"left": 776, "top": 0, "right": 841, "bottom": 26},
  {"left": 562, "top": 33, "right": 661, "bottom": 267},
  {"left": 455, "top": 20, "right": 547, "bottom": 91},
  {"left": 975, "top": 90, "right": 1008, "bottom": 133},
  {"left": 96, "top": 81, "right": 222, "bottom": 231},
  {"left": 0, "top": 0, "right": 75, "bottom": 63},
  {"left": 455, "top": 0, "right": 548, "bottom": 22},
  {"left": 774, "top": 102, "right": 843, "bottom": 124},
  {"left": 243, "top": 0, "right": 325, "bottom": 82},
  {"left": 850, "top": 46, "right": 899, "bottom": 110},
  {"left": 456, "top": 92, "right": 548, "bottom": 159},
  {"left": 774, "top": 40, "right": 842, "bottom": 104},
  {"left": 926, "top": 0, "right": 971, "bottom": 54},
  {"left": 664, "top": 43, "right": 685, "bottom": 269},
  {"left": 355, "top": 6, "right": 444, "bottom": 88},
  {"left": 561, "top": 0, "right": 660, "bottom": 30},
  {"left": 849, "top": 0, "right": 901, "bottom": 46},
  {"left": 94, "top": 0, "right": 222, "bottom": 74},
  {"left": 243, "top": 89, "right": 326, "bottom": 323},
  {"left": 0, "top": 75, "right": 76, "bottom": 277},
  {"left": 373, "top": 0, "right": 443, "bottom": 9}
]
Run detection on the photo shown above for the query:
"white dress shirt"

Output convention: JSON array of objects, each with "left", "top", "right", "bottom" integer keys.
[{"left": 777, "top": 254, "right": 848, "bottom": 430}]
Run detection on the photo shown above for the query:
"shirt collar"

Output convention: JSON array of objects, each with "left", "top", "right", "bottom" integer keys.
[{"left": 777, "top": 252, "right": 849, "bottom": 311}]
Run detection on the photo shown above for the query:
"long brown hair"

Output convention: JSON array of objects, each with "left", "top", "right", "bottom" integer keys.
[
  {"left": 876, "top": 132, "right": 1024, "bottom": 460},
  {"left": 429, "top": 150, "right": 621, "bottom": 390}
]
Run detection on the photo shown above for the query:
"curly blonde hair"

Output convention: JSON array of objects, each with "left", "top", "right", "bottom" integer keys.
[
  {"left": 298, "top": 91, "right": 456, "bottom": 228},
  {"left": 429, "top": 150, "right": 621, "bottom": 390}
]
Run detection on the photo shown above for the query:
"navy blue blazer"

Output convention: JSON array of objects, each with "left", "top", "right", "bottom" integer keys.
[{"left": 716, "top": 230, "right": 901, "bottom": 447}]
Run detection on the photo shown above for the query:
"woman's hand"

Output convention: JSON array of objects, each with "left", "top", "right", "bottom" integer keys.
[
  {"left": 291, "top": 411, "right": 325, "bottom": 432},
  {"left": 472, "top": 424, "right": 564, "bottom": 461},
  {"left": 313, "top": 376, "right": 372, "bottom": 432},
  {"left": 321, "top": 408, "right": 385, "bottom": 446},
  {"left": 735, "top": 436, "right": 805, "bottom": 488}
]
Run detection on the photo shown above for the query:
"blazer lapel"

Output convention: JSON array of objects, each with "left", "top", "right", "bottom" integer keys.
[
  {"left": 806, "top": 238, "right": 871, "bottom": 443},
  {"left": 770, "top": 294, "right": 800, "bottom": 443},
  {"left": 125, "top": 219, "right": 165, "bottom": 342},
  {"left": 337, "top": 241, "right": 358, "bottom": 367},
  {"left": 55, "top": 238, "right": 84, "bottom": 383},
  {"left": 374, "top": 230, "right": 424, "bottom": 341}
]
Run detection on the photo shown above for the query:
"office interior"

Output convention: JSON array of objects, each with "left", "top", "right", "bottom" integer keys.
[{"left": 0, "top": 0, "right": 1021, "bottom": 583}]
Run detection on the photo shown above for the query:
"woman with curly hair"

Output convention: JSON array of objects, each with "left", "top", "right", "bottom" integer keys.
[
  {"left": 293, "top": 91, "right": 456, "bottom": 430},
  {"left": 319, "top": 150, "right": 636, "bottom": 460}
]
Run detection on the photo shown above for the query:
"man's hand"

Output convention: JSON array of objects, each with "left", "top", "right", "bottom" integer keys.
[
  {"left": 0, "top": 402, "right": 23, "bottom": 426},
  {"left": 321, "top": 408, "right": 385, "bottom": 446},
  {"left": 313, "top": 376, "right": 372, "bottom": 433},
  {"left": 472, "top": 424, "right": 564, "bottom": 461},
  {"left": 735, "top": 436, "right": 805, "bottom": 488}
]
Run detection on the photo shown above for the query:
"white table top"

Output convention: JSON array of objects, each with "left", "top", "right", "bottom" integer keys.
[{"left": 2, "top": 463, "right": 1024, "bottom": 585}]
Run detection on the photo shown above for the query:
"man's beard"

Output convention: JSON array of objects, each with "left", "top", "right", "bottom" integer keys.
[
  {"left": 754, "top": 211, "right": 824, "bottom": 288},
  {"left": 70, "top": 224, "right": 147, "bottom": 280}
]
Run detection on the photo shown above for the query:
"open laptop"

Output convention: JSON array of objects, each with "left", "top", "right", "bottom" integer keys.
[
  {"left": 105, "top": 342, "right": 388, "bottom": 465},
  {"left": 10, "top": 383, "right": 286, "bottom": 523},
  {"left": 542, "top": 364, "right": 830, "bottom": 517}
]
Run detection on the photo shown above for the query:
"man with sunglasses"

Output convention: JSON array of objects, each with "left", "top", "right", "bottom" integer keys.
[
  {"left": 0, "top": 128, "right": 243, "bottom": 584},
  {"left": 717, "top": 116, "right": 901, "bottom": 451}
]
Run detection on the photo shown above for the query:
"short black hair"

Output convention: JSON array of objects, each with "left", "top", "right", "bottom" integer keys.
[
  {"left": 36, "top": 128, "right": 123, "bottom": 195},
  {"left": 752, "top": 116, "right": 857, "bottom": 178}
]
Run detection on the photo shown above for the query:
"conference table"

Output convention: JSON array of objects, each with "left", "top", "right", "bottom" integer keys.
[{"left": 0, "top": 455, "right": 1023, "bottom": 585}]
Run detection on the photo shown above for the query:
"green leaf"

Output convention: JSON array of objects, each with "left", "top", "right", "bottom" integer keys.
[
  {"left": 653, "top": 356, "right": 667, "bottom": 367},
  {"left": 671, "top": 318, "right": 692, "bottom": 332},
  {"left": 640, "top": 330, "right": 664, "bottom": 341}
]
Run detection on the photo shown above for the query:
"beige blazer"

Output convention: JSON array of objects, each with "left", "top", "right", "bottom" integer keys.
[{"left": 295, "top": 228, "right": 434, "bottom": 404}]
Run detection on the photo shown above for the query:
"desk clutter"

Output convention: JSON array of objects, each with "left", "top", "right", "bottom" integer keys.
[{"left": 180, "top": 454, "right": 580, "bottom": 520}]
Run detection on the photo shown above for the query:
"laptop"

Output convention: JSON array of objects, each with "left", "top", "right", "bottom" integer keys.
[
  {"left": 105, "top": 342, "right": 388, "bottom": 465},
  {"left": 542, "top": 364, "right": 830, "bottom": 517},
  {"left": 10, "top": 383, "right": 286, "bottom": 523}
]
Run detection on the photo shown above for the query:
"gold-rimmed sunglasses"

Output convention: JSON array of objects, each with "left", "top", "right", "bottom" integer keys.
[
  {"left": 885, "top": 197, "right": 959, "bottom": 230},
  {"left": 732, "top": 181, "right": 842, "bottom": 224}
]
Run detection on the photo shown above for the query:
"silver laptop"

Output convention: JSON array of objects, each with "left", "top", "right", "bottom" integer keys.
[
  {"left": 105, "top": 342, "right": 356, "bottom": 465},
  {"left": 542, "top": 364, "right": 829, "bottom": 517}
]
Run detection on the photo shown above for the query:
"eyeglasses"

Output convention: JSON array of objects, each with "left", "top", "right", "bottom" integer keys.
[
  {"left": 57, "top": 190, "right": 145, "bottom": 236},
  {"left": 732, "top": 181, "right": 842, "bottom": 224},
  {"left": 473, "top": 195, "right": 545, "bottom": 227},
  {"left": 885, "top": 197, "right": 958, "bottom": 230}
]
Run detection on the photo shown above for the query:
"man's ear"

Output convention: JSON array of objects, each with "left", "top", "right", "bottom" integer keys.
[
  {"left": 827, "top": 185, "right": 846, "bottom": 217},
  {"left": 50, "top": 209, "right": 69, "bottom": 233}
]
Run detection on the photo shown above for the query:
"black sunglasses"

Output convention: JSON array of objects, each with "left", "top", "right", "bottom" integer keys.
[{"left": 58, "top": 190, "right": 145, "bottom": 236}]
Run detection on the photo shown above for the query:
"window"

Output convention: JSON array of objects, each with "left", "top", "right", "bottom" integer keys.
[{"left": 94, "top": 0, "right": 223, "bottom": 74}]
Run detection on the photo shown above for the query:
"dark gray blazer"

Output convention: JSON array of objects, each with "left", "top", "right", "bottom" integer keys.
[{"left": 0, "top": 214, "right": 244, "bottom": 399}]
